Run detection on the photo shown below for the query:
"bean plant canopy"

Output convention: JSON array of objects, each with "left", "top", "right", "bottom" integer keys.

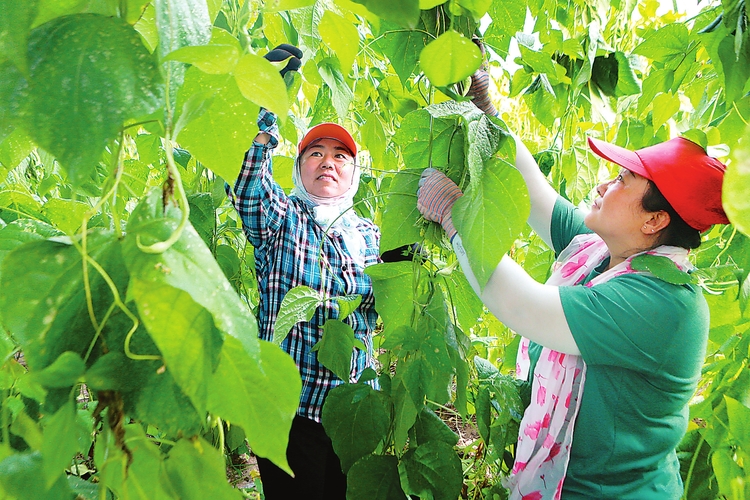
[{"left": 0, "top": 0, "right": 748, "bottom": 499}]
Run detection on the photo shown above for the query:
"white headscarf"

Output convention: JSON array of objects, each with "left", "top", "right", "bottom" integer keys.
[{"left": 289, "top": 142, "right": 368, "bottom": 268}]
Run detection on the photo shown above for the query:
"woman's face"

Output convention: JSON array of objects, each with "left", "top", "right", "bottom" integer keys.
[
  {"left": 584, "top": 168, "right": 652, "bottom": 239},
  {"left": 299, "top": 139, "right": 355, "bottom": 198}
]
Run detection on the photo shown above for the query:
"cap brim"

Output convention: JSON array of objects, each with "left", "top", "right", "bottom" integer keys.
[
  {"left": 587, "top": 137, "right": 651, "bottom": 180},
  {"left": 299, "top": 123, "right": 357, "bottom": 157}
]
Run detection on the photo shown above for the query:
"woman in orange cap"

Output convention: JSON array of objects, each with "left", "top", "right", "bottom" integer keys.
[
  {"left": 227, "top": 45, "right": 381, "bottom": 499},
  {"left": 417, "top": 66, "right": 729, "bottom": 499}
]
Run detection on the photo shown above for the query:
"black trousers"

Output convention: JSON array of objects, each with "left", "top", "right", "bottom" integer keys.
[{"left": 256, "top": 415, "right": 347, "bottom": 500}]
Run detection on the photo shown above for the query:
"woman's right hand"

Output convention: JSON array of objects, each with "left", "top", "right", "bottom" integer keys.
[{"left": 467, "top": 37, "right": 498, "bottom": 116}]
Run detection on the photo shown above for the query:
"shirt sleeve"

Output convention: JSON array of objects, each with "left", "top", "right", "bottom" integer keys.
[
  {"left": 226, "top": 109, "right": 289, "bottom": 249},
  {"left": 549, "top": 196, "right": 592, "bottom": 255},
  {"left": 559, "top": 274, "right": 708, "bottom": 374}
]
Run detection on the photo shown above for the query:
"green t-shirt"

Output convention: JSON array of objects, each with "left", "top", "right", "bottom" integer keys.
[{"left": 528, "top": 197, "right": 709, "bottom": 499}]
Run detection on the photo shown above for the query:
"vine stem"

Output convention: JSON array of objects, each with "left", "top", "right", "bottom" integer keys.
[
  {"left": 682, "top": 435, "right": 704, "bottom": 499},
  {"left": 136, "top": 135, "right": 190, "bottom": 253}
]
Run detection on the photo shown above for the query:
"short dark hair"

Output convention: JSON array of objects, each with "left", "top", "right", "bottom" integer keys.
[{"left": 641, "top": 180, "right": 701, "bottom": 250}]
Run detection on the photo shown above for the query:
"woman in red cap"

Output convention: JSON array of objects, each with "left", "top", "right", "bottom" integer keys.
[
  {"left": 226, "top": 46, "right": 381, "bottom": 499},
  {"left": 417, "top": 67, "right": 729, "bottom": 499}
]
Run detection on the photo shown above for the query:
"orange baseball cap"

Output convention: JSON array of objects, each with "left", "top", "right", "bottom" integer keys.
[
  {"left": 298, "top": 123, "right": 357, "bottom": 157},
  {"left": 588, "top": 136, "right": 729, "bottom": 232}
]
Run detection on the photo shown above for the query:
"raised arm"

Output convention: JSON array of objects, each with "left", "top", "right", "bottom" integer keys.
[
  {"left": 468, "top": 50, "right": 558, "bottom": 247},
  {"left": 417, "top": 169, "right": 579, "bottom": 355}
]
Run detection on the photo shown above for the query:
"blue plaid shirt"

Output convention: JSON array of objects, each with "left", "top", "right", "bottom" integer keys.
[{"left": 228, "top": 109, "right": 381, "bottom": 422}]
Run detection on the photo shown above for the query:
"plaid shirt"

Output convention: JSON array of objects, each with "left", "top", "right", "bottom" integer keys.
[{"left": 228, "top": 109, "right": 381, "bottom": 422}]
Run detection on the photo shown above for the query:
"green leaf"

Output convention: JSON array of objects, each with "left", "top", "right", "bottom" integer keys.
[
  {"left": 207, "top": 337, "right": 301, "bottom": 474},
  {"left": 638, "top": 68, "right": 674, "bottom": 117},
  {"left": 375, "top": 20, "right": 430, "bottom": 86},
  {"left": 319, "top": 11, "right": 359, "bottom": 74},
  {"left": 234, "top": 53, "right": 289, "bottom": 117},
  {"left": 393, "top": 109, "right": 459, "bottom": 170},
  {"left": 176, "top": 68, "right": 259, "bottom": 183},
  {"left": 0, "top": 451, "right": 75, "bottom": 500},
  {"left": 312, "top": 319, "right": 366, "bottom": 381},
  {"left": 651, "top": 92, "right": 680, "bottom": 130},
  {"left": 614, "top": 51, "right": 641, "bottom": 96},
  {"left": 263, "top": 0, "right": 316, "bottom": 11},
  {"left": 346, "top": 455, "right": 406, "bottom": 500},
  {"left": 390, "top": 370, "right": 419, "bottom": 449},
  {"left": 723, "top": 123, "right": 750, "bottom": 236},
  {"left": 163, "top": 437, "right": 243, "bottom": 500},
  {"left": 164, "top": 44, "right": 240, "bottom": 74},
  {"left": 124, "top": 189, "right": 260, "bottom": 356},
  {"left": 0, "top": 127, "right": 35, "bottom": 171},
  {"left": 398, "top": 441, "right": 463, "bottom": 500},
  {"left": 0, "top": 231, "right": 124, "bottom": 370},
  {"left": 0, "top": 190, "right": 43, "bottom": 220},
  {"left": 726, "top": 395, "right": 750, "bottom": 449},
  {"left": 485, "top": 0, "right": 526, "bottom": 56},
  {"left": 85, "top": 352, "right": 137, "bottom": 391},
  {"left": 349, "top": 0, "right": 419, "bottom": 28},
  {"left": 441, "top": 271, "right": 483, "bottom": 332},
  {"left": 321, "top": 383, "right": 391, "bottom": 473},
  {"left": 453, "top": 158, "right": 530, "bottom": 288},
  {"left": 334, "top": 294, "right": 362, "bottom": 319},
  {"left": 633, "top": 23, "right": 690, "bottom": 63},
  {"left": 420, "top": 30, "right": 481, "bottom": 87},
  {"left": 41, "top": 400, "right": 79, "bottom": 489},
  {"left": 29, "top": 351, "right": 85, "bottom": 389},
  {"left": 366, "top": 262, "right": 414, "bottom": 337},
  {"left": 631, "top": 254, "right": 696, "bottom": 285},
  {"left": 272, "top": 285, "right": 322, "bottom": 345},
  {"left": 0, "top": 0, "right": 38, "bottom": 75},
  {"left": 154, "top": 0, "right": 211, "bottom": 111},
  {"left": 0, "top": 219, "right": 60, "bottom": 267},
  {"left": 413, "top": 406, "right": 458, "bottom": 446},
  {"left": 128, "top": 279, "right": 222, "bottom": 415},
  {"left": 380, "top": 170, "right": 422, "bottom": 253},
  {"left": 41, "top": 198, "right": 89, "bottom": 235},
  {"left": 21, "top": 14, "right": 163, "bottom": 186},
  {"left": 318, "top": 57, "right": 354, "bottom": 120}
]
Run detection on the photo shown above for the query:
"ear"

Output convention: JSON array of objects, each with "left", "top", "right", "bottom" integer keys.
[{"left": 642, "top": 210, "right": 670, "bottom": 235}]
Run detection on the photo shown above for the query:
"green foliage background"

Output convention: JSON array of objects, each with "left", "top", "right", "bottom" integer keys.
[{"left": 0, "top": 0, "right": 748, "bottom": 498}]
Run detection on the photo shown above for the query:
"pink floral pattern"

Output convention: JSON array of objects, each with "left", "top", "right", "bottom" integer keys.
[{"left": 504, "top": 234, "right": 691, "bottom": 499}]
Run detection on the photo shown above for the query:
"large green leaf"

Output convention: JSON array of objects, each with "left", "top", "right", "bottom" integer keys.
[
  {"left": 234, "top": 53, "right": 289, "bottom": 117},
  {"left": 346, "top": 455, "right": 406, "bottom": 500},
  {"left": 41, "top": 198, "right": 90, "bottom": 235},
  {"left": 164, "top": 44, "right": 240, "bottom": 75},
  {"left": 724, "top": 125, "right": 750, "bottom": 236},
  {"left": 0, "top": 451, "right": 75, "bottom": 500},
  {"left": 398, "top": 440, "right": 462, "bottom": 500},
  {"left": 29, "top": 352, "right": 85, "bottom": 389},
  {"left": 453, "top": 158, "right": 530, "bottom": 288},
  {"left": 420, "top": 30, "right": 481, "bottom": 87},
  {"left": 375, "top": 20, "right": 430, "bottom": 86},
  {"left": 123, "top": 189, "right": 260, "bottom": 355},
  {"left": 95, "top": 424, "right": 172, "bottom": 500},
  {"left": 176, "top": 68, "right": 259, "bottom": 184},
  {"left": 380, "top": 170, "right": 422, "bottom": 253},
  {"left": 128, "top": 279, "right": 222, "bottom": 415},
  {"left": 413, "top": 406, "right": 458, "bottom": 446},
  {"left": 365, "top": 262, "right": 414, "bottom": 336},
  {"left": 321, "top": 382, "right": 391, "bottom": 473},
  {"left": 272, "top": 285, "right": 322, "bottom": 345},
  {"left": 318, "top": 57, "right": 354, "bottom": 121},
  {"left": 0, "top": 0, "right": 38, "bottom": 75},
  {"left": 312, "top": 319, "right": 366, "bottom": 382},
  {"left": 484, "top": 0, "right": 526, "bottom": 56},
  {"left": 41, "top": 400, "right": 79, "bottom": 489},
  {"left": 319, "top": 10, "right": 359, "bottom": 74},
  {"left": 633, "top": 23, "right": 690, "bottom": 63},
  {"left": 155, "top": 0, "right": 211, "bottom": 112},
  {"left": 163, "top": 437, "right": 243, "bottom": 500},
  {"left": 207, "top": 336, "right": 300, "bottom": 473},
  {"left": 349, "top": 0, "right": 419, "bottom": 28},
  {"left": 0, "top": 231, "right": 124, "bottom": 370},
  {"left": 393, "top": 109, "right": 459, "bottom": 170},
  {"left": 21, "top": 14, "right": 163, "bottom": 186}
]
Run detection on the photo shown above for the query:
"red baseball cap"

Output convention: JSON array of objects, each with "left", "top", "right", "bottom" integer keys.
[
  {"left": 587, "top": 136, "right": 730, "bottom": 232},
  {"left": 298, "top": 123, "right": 357, "bottom": 157}
]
